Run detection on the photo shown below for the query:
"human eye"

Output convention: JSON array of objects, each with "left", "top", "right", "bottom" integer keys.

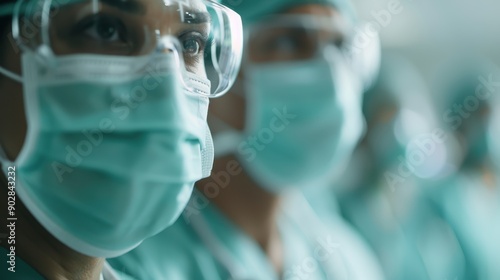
[
  {"left": 178, "top": 30, "right": 211, "bottom": 72},
  {"left": 66, "top": 13, "right": 134, "bottom": 54},
  {"left": 78, "top": 14, "right": 127, "bottom": 42},
  {"left": 179, "top": 31, "right": 208, "bottom": 58}
]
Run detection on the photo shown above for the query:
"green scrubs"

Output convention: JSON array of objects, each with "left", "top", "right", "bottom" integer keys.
[
  {"left": 431, "top": 173, "right": 500, "bottom": 280},
  {"left": 336, "top": 176, "right": 474, "bottom": 280}
]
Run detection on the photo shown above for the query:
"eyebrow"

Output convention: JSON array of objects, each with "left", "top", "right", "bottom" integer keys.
[{"left": 100, "top": 0, "right": 146, "bottom": 14}]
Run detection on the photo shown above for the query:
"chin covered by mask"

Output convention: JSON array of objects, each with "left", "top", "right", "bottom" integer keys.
[
  {"left": 0, "top": 52, "right": 214, "bottom": 258},
  {"left": 213, "top": 47, "right": 364, "bottom": 193}
]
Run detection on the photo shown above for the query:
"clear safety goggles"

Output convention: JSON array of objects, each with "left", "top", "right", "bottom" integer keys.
[
  {"left": 1, "top": 0, "right": 243, "bottom": 97},
  {"left": 244, "top": 15, "right": 354, "bottom": 64}
]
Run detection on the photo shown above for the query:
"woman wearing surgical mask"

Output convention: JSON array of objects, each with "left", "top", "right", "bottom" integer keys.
[
  {"left": 0, "top": 0, "right": 242, "bottom": 278},
  {"left": 333, "top": 55, "right": 472, "bottom": 280},
  {"left": 109, "top": 0, "right": 384, "bottom": 279}
]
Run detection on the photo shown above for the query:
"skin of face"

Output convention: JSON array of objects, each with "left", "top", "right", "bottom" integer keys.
[{"left": 209, "top": 4, "right": 344, "bottom": 131}]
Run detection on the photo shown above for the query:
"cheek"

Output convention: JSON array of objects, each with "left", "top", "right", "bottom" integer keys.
[
  {"left": 0, "top": 40, "right": 26, "bottom": 160},
  {"left": 209, "top": 91, "right": 246, "bottom": 131},
  {"left": 194, "top": 61, "right": 206, "bottom": 77},
  {"left": 0, "top": 80, "right": 27, "bottom": 160}
]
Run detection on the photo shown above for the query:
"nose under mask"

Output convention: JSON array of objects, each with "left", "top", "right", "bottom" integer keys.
[{"left": 212, "top": 50, "right": 364, "bottom": 192}]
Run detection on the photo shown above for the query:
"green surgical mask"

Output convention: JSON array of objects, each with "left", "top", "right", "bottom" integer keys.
[
  {"left": 215, "top": 48, "right": 363, "bottom": 192},
  {"left": 0, "top": 52, "right": 214, "bottom": 257}
]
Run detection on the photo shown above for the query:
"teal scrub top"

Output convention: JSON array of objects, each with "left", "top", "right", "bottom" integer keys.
[
  {"left": 430, "top": 172, "right": 500, "bottom": 280},
  {"left": 335, "top": 177, "right": 469, "bottom": 280},
  {"left": 0, "top": 246, "right": 133, "bottom": 280},
  {"left": 109, "top": 193, "right": 384, "bottom": 280}
]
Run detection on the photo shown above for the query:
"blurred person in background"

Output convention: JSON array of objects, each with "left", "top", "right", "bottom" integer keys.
[
  {"left": 429, "top": 61, "right": 500, "bottom": 280},
  {"left": 332, "top": 54, "right": 472, "bottom": 280},
  {"left": 0, "top": 0, "right": 242, "bottom": 278},
  {"left": 109, "top": 0, "right": 384, "bottom": 279}
]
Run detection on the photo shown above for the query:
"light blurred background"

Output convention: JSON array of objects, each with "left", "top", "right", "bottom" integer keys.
[{"left": 351, "top": 0, "right": 500, "bottom": 80}]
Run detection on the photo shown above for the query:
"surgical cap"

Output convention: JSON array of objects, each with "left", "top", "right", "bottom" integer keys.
[{"left": 221, "top": 0, "right": 356, "bottom": 25}]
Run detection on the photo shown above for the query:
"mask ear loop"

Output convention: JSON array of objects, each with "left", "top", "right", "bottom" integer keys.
[{"left": 0, "top": 67, "right": 22, "bottom": 83}]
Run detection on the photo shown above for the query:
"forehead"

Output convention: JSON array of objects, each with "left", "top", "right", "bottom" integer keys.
[
  {"left": 59, "top": 0, "right": 211, "bottom": 29},
  {"left": 282, "top": 4, "right": 349, "bottom": 37},
  {"left": 73, "top": 0, "right": 208, "bottom": 15}
]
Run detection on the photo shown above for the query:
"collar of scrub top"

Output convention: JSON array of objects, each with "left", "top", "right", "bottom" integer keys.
[
  {"left": 101, "top": 262, "right": 118, "bottom": 280},
  {"left": 281, "top": 193, "right": 352, "bottom": 278},
  {"left": 188, "top": 191, "right": 267, "bottom": 279},
  {"left": 188, "top": 190, "right": 345, "bottom": 279},
  {"left": 188, "top": 203, "right": 277, "bottom": 280}
]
